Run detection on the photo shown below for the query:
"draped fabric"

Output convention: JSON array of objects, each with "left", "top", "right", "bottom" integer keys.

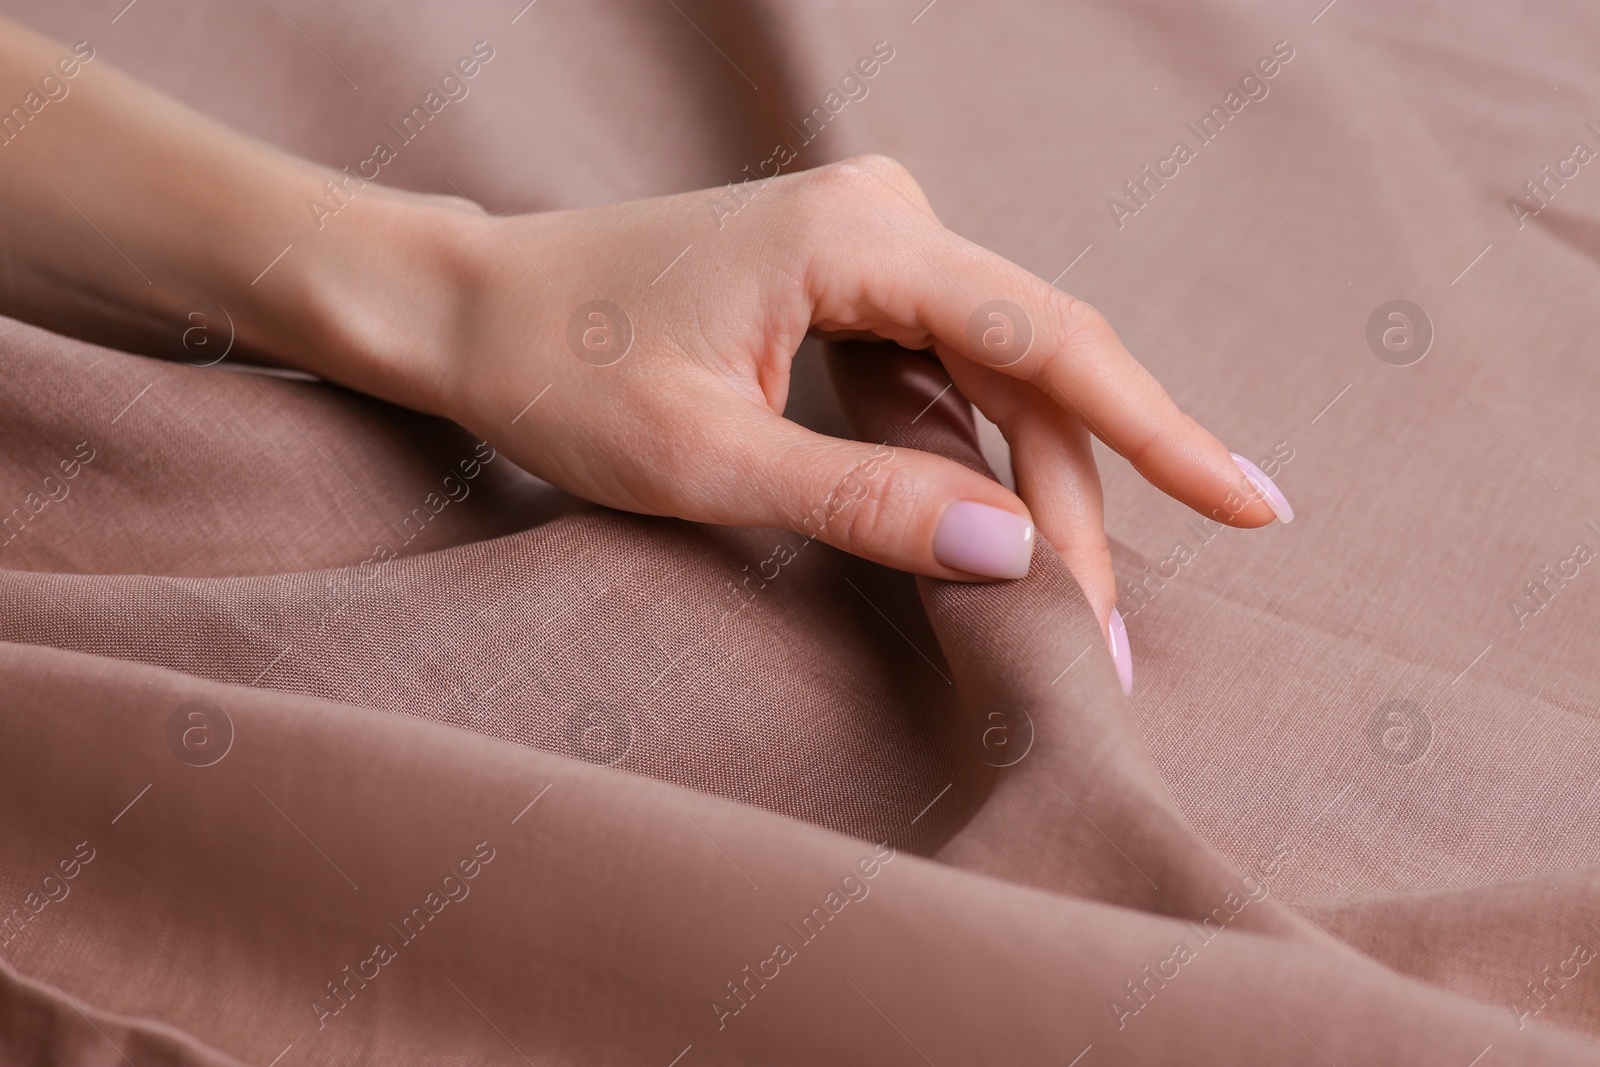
[{"left": 2, "top": 1, "right": 1599, "bottom": 1062}]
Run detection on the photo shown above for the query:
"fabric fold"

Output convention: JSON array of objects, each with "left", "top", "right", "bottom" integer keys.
[{"left": 2, "top": 0, "right": 1599, "bottom": 1061}]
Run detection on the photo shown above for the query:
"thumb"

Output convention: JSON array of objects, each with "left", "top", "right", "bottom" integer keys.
[{"left": 720, "top": 405, "right": 1036, "bottom": 582}]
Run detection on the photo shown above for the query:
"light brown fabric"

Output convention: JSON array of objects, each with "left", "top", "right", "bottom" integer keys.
[{"left": 2, "top": 0, "right": 1599, "bottom": 1062}]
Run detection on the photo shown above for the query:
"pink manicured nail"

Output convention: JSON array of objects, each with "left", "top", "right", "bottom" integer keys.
[
  {"left": 1107, "top": 608, "right": 1133, "bottom": 696},
  {"left": 1230, "top": 453, "right": 1294, "bottom": 524},
  {"left": 932, "top": 501, "right": 1034, "bottom": 579}
]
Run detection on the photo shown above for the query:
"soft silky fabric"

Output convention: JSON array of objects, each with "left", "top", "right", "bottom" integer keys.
[{"left": 1, "top": 0, "right": 1598, "bottom": 1063}]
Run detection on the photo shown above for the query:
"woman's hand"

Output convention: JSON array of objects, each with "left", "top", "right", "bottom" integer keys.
[
  {"left": 398, "top": 156, "right": 1291, "bottom": 643},
  {"left": 0, "top": 11, "right": 1290, "bottom": 682}
]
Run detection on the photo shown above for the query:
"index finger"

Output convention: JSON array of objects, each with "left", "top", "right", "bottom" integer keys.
[{"left": 810, "top": 200, "right": 1292, "bottom": 529}]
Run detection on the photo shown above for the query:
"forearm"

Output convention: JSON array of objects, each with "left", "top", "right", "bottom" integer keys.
[{"left": 0, "top": 16, "right": 466, "bottom": 412}]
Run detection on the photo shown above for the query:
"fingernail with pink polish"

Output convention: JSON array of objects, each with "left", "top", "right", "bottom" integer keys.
[
  {"left": 1107, "top": 608, "right": 1133, "bottom": 696},
  {"left": 932, "top": 501, "right": 1034, "bottom": 579},
  {"left": 1230, "top": 453, "right": 1294, "bottom": 524}
]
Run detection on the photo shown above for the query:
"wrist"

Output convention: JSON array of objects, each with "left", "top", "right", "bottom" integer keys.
[{"left": 241, "top": 182, "right": 492, "bottom": 419}]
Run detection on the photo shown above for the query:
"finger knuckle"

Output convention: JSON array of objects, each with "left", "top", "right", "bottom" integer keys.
[
  {"left": 803, "top": 154, "right": 920, "bottom": 205},
  {"left": 817, "top": 456, "right": 920, "bottom": 558},
  {"left": 788, "top": 161, "right": 921, "bottom": 267},
  {"left": 788, "top": 163, "right": 874, "bottom": 240},
  {"left": 1048, "top": 291, "right": 1118, "bottom": 350},
  {"left": 800, "top": 159, "right": 867, "bottom": 198},
  {"left": 842, "top": 153, "right": 917, "bottom": 187}
]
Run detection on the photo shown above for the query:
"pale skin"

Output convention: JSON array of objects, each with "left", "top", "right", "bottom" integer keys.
[{"left": 0, "top": 17, "right": 1281, "bottom": 666}]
